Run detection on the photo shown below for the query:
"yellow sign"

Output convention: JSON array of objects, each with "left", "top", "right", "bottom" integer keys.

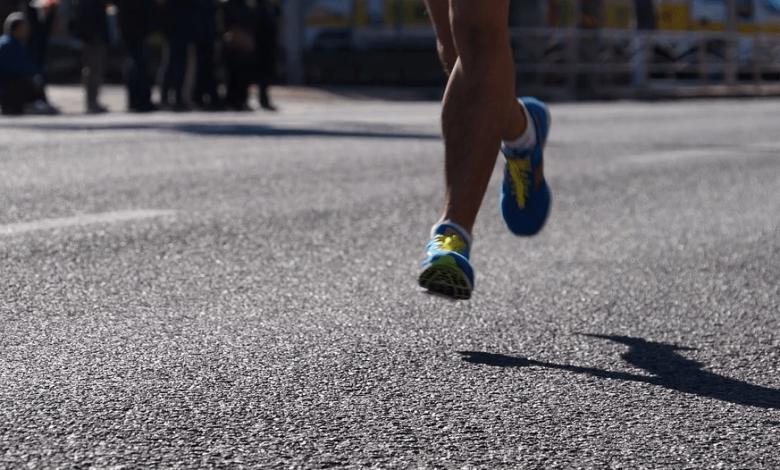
[
  {"left": 547, "top": 0, "right": 577, "bottom": 27},
  {"left": 354, "top": 0, "right": 369, "bottom": 26},
  {"left": 603, "top": 0, "right": 633, "bottom": 29},
  {"left": 384, "top": 0, "right": 429, "bottom": 26},
  {"left": 657, "top": 3, "right": 690, "bottom": 30}
]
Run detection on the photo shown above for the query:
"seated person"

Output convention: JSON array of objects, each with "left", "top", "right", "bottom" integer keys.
[{"left": 0, "top": 12, "right": 58, "bottom": 115}]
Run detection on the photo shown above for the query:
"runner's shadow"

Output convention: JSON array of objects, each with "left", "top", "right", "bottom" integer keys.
[{"left": 459, "top": 334, "right": 780, "bottom": 410}]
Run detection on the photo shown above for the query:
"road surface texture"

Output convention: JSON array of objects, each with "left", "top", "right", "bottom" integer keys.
[{"left": 2, "top": 86, "right": 779, "bottom": 468}]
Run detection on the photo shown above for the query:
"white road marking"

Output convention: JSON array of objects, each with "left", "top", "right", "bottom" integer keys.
[
  {"left": 0, "top": 210, "right": 176, "bottom": 236},
  {"left": 608, "top": 144, "right": 780, "bottom": 172}
]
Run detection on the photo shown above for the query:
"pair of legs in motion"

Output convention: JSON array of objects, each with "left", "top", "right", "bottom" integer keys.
[{"left": 418, "top": 0, "right": 552, "bottom": 300}]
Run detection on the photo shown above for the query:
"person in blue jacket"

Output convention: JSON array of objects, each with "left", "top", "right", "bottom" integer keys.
[{"left": 0, "top": 12, "right": 58, "bottom": 115}]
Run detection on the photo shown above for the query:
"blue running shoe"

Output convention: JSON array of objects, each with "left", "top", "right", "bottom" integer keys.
[
  {"left": 500, "top": 97, "right": 552, "bottom": 236},
  {"left": 418, "top": 222, "right": 474, "bottom": 300}
]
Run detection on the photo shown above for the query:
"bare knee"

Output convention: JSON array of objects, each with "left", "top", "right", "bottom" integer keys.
[
  {"left": 450, "top": 0, "right": 510, "bottom": 65},
  {"left": 436, "top": 38, "right": 458, "bottom": 75}
]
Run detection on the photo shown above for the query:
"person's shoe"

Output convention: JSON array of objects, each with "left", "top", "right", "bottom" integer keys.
[
  {"left": 260, "top": 99, "right": 278, "bottom": 112},
  {"left": 227, "top": 102, "right": 253, "bottom": 112},
  {"left": 418, "top": 222, "right": 474, "bottom": 300},
  {"left": 171, "top": 101, "right": 191, "bottom": 113},
  {"left": 86, "top": 102, "right": 108, "bottom": 114},
  {"left": 1, "top": 105, "right": 23, "bottom": 116},
  {"left": 500, "top": 97, "right": 552, "bottom": 236},
  {"left": 24, "top": 100, "right": 59, "bottom": 115},
  {"left": 129, "top": 103, "right": 159, "bottom": 113}
]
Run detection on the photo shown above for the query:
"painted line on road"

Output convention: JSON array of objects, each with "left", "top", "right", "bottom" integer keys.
[
  {"left": 615, "top": 145, "right": 780, "bottom": 170},
  {"left": 0, "top": 210, "right": 176, "bottom": 236},
  {"left": 748, "top": 141, "right": 780, "bottom": 152},
  {"left": 623, "top": 148, "right": 735, "bottom": 165}
]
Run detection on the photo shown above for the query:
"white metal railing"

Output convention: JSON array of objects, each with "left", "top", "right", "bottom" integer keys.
[
  {"left": 302, "top": 23, "right": 780, "bottom": 98},
  {"left": 507, "top": 28, "right": 780, "bottom": 99}
]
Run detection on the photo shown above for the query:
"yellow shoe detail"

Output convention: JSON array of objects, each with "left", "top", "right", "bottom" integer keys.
[
  {"left": 506, "top": 156, "right": 532, "bottom": 209},
  {"left": 433, "top": 234, "right": 466, "bottom": 253}
]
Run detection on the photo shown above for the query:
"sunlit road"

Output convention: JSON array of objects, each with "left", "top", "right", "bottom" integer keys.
[{"left": 2, "top": 91, "right": 779, "bottom": 468}]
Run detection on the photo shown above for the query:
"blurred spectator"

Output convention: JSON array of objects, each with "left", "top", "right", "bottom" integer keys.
[
  {"left": 26, "top": 0, "right": 59, "bottom": 68},
  {"left": 159, "top": 0, "right": 197, "bottom": 110},
  {"left": 0, "top": 12, "right": 59, "bottom": 115},
  {"left": 221, "top": 0, "right": 255, "bottom": 111},
  {"left": 253, "top": 0, "right": 277, "bottom": 111},
  {"left": 191, "top": 0, "right": 221, "bottom": 110},
  {"left": 115, "top": 0, "right": 159, "bottom": 112},
  {"left": 635, "top": 0, "right": 655, "bottom": 30},
  {"left": 74, "top": 0, "right": 110, "bottom": 113}
]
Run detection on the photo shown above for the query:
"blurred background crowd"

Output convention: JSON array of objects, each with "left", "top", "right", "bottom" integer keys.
[
  {"left": 0, "top": 0, "right": 280, "bottom": 116},
  {"left": 3, "top": 0, "right": 780, "bottom": 115}
]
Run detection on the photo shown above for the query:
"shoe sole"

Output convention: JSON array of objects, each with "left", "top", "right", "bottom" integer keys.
[{"left": 418, "top": 256, "right": 472, "bottom": 300}]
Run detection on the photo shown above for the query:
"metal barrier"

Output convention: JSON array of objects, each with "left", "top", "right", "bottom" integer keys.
[
  {"left": 299, "top": 25, "right": 780, "bottom": 98},
  {"left": 509, "top": 28, "right": 780, "bottom": 100}
]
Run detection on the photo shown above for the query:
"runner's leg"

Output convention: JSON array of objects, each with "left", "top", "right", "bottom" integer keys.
[
  {"left": 437, "top": 0, "right": 524, "bottom": 234},
  {"left": 419, "top": 0, "right": 549, "bottom": 298},
  {"left": 424, "top": 0, "right": 530, "bottom": 235}
]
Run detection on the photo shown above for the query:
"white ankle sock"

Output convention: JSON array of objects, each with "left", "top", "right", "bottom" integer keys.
[{"left": 502, "top": 101, "right": 536, "bottom": 152}]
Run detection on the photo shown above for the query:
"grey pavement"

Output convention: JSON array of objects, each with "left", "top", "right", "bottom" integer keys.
[{"left": 1, "top": 87, "right": 779, "bottom": 468}]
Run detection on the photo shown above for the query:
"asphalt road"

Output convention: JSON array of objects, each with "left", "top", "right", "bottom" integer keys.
[{"left": 2, "top": 89, "right": 779, "bottom": 469}]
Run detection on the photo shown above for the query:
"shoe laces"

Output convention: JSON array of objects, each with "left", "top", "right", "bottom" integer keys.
[
  {"left": 433, "top": 234, "right": 467, "bottom": 254},
  {"left": 507, "top": 156, "right": 532, "bottom": 209}
]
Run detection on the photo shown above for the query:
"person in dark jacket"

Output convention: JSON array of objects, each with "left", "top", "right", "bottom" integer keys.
[
  {"left": 253, "top": 0, "right": 278, "bottom": 111},
  {"left": 159, "top": 0, "right": 197, "bottom": 110},
  {"left": 115, "top": 0, "right": 158, "bottom": 112},
  {"left": 0, "top": 12, "right": 58, "bottom": 115},
  {"left": 75, "top": 0, "right": 110, "bottom": 113},
  {"left": 221, "top": 0, "right": 256, "bottom": 111},
  {"left": 191, "top": 0, "right": 221, "bottom": 110},
  {"left": 26, "top": 0, "right": 59, "bottom": 68}
]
